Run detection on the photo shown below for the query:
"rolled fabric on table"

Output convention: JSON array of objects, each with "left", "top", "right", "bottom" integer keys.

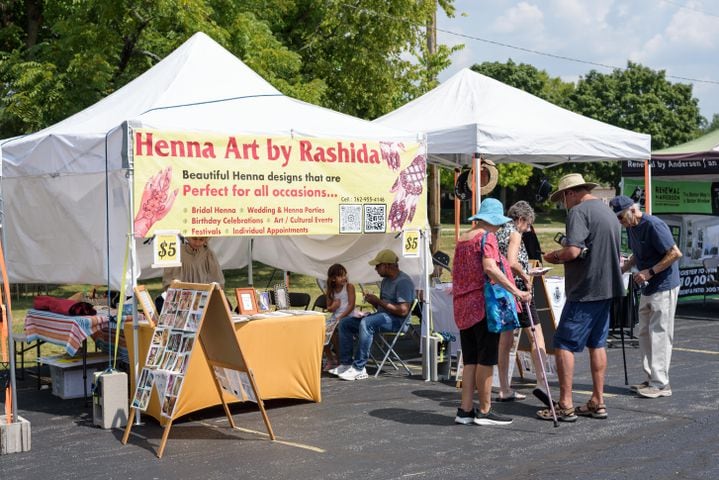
[{"left": 33, "top": 295, "right": 97, "bottom": 316}]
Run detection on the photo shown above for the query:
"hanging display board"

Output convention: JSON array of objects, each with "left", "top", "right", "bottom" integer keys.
[
  {"left": 121, "top": 281, "right": 274, "bottom": 458},
  {"left": 131, "top": 129, "right": 426, "bottom": 238}
]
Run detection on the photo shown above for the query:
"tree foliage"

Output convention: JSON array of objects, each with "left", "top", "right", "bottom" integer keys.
[
  {"left": 704, "top": 113, "right": 719, "bottom": 134},
  {"left": 0, "top": 0, "right": 458, "bottom": 138},
  {"left": 569, "top": 61, "right": 704, "bottom": 150},
  {"left": 468, "top": 60, "right": 708, "bottom": 197}
]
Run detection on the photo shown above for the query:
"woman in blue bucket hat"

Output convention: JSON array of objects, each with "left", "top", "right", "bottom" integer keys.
[{"left": 452, "top": 198, "right": 531, "bottom": 426}]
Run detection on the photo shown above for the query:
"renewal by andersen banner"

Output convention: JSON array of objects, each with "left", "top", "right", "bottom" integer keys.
[
  {"left": 622, "top": 177, "right": 719, "bottom": 215},
  {"left": 132, "top": 129, "right": 426, "bottom": 238},
  {"left": 622, "top": 158, "right": 719, "bottom": 177}
]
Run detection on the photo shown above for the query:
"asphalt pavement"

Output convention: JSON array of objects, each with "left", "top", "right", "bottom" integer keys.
[{"left": 1, "top": 305, "right": 717, "bottom": 480}]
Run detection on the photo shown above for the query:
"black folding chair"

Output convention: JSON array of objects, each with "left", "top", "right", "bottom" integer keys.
[
  {"left": 288, "top": 292, "right": 311, "bottom": 310},
  {"left": 312, "top": 294, "right": 328, "bottom": 312},
  {"left": 372, "top": 299, "right": 419, "bottom": 378}
]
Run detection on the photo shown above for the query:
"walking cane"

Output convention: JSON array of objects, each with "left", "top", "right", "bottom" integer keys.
[
  {"left": 618, "top": 277, "right": 639, "bottom": 386},
  {"left": 524, "top": 301, "right": 558, "bottom": 428},
  {"left": 619, "top": 285, "right": 630, "bottom": 385}
]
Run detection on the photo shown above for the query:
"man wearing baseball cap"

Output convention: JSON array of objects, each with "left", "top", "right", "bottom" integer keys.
[
  {"left": 610, "top": 195, "right": 682, "bottom": 398},
  {"left": 540, "top": 174, "right": 625, "bottom": 421},
  {"left": 335, "top": 249, "right": 416, "bottom": 381}
]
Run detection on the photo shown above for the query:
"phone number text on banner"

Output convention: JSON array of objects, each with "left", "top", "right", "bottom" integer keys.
[{"left": 132, "top": 129, "right": 426, "bottom": 238}]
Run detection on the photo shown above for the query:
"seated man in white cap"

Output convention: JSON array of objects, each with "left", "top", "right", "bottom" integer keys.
[{"left": 332, "top": 249, "right": 416, "bottom": 381}]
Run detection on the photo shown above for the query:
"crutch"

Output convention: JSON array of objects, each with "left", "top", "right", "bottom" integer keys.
[{"left": 524, "top": 301, "right": 558, "bottom": 428}]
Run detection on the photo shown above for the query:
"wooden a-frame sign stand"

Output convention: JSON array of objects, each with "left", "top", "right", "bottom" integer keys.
[{"left": 121, "top": 281, "right": 275, "bottom": 458}]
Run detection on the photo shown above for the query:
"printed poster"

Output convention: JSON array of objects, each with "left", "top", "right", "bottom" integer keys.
[{"left": 132, "top": 129, "right": 426, "bottom": 237}]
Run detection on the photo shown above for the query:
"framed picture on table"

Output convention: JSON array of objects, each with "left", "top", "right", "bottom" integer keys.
[
  {"left": 235, "top": 288, "right": 258, "bottom": 315},
  {"left": 257, "top": 291, "right": 271, "bottom": 312},
  {"left": 134, "top": 285, "right": 158, "bottom": 327},
  {"left": 274, "top": 286, "right": 289, "bottom": 310}
]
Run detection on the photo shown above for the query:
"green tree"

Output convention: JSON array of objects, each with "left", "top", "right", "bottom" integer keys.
[
  {"left": 472, "top": 59, "right": 574, "bottom": 108},
  {"left": 569, "top": 61, "right": 704, "bottom": 150},
  {"left": 0, "top": 1, "right": 460, "bottom": 137},
  {"left": 0, "top": 1, "right": 322, "bottom": 137},
  {"left": 704, "top": 113, "right": 719, "bottom": 134},
  {"left": 268, "top": 0, "right": 460, "bottom": 119},
  {"left": 470, "top": 60, "right": 576, "bottom": 192}
]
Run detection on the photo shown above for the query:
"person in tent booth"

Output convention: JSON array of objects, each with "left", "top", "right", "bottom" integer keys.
[
  {"left": 332, "top": 249, "right": 415, "bottom": 381},
  {"left": 155, "top": 236, "right": 225, "bottom": 312}
]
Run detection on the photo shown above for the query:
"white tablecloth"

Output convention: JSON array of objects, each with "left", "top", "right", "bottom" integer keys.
[{"left": 430, "top": 284, "right": 460, "bottom": 355}]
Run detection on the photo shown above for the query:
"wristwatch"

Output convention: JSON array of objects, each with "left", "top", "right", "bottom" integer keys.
[{"left": 649, "top": 267, "right": 656, "bottom": 276}]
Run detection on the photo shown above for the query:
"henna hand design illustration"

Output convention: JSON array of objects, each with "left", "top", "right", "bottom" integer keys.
[
  {"left": 134, "top": 166, "right": 178, "bottom": 237},
  {"left": 388, "top": 154, "right": 426, "bottom": 231}
]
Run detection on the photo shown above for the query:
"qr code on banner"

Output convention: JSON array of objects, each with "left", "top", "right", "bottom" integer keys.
[
  {"left": 364, "top": 204, "right": 386, "bottom": 233},
  {"left": 339, "top": 204, "right": 362, "bottom": 233}
]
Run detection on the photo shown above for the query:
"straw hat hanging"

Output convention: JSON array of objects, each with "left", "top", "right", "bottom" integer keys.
[{"left": 454, "top": 159, "right": 499, "bottom": 199}]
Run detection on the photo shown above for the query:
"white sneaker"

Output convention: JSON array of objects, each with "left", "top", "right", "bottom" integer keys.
[
  {"left": 338, "top": 366, "right": 368, "bottom": 381},
  {"left": 328, "top": 364, "right": 351, "bottom": 376}
]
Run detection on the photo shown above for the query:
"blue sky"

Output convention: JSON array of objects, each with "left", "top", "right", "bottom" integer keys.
[{"left": 437, "top": 0, "right": 719, "bottom": 123}]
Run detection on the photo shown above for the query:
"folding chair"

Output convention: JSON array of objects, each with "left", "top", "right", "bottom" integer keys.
[
  {"left": 312, "top": 294, "right": 328, "bottom": 311},
  {"left": 288, "top": 292, "right": 311, "bottom": 310},
  {"left": 372, "top": 299, "right": 419, "bottom": 378}
]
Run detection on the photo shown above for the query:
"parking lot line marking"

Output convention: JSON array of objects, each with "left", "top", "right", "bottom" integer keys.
[
  {"left": 573, "top": 390, "right": 617, "bottom": 398},
  {"left": 231, "top": 426, "right": 325, "bottom": 453},
  {"left": 198, "top": 420, "right": 326, "bottom": 452},
  {"left": 674, "top": 347, "right": 719, "bottom": 355}
]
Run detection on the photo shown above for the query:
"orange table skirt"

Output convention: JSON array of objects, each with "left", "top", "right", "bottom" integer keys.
[{"left": 124, "top": 314, "right": 324, "bottom": 422}]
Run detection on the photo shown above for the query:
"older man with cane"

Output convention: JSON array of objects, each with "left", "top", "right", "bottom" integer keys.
[{"left": 610, "top": 195, "right": 682, "bottom": 398}]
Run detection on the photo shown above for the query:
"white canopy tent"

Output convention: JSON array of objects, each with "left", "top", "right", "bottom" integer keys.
[
  {"left": 374, "top": 68, "right": 651, "bottom": 169},
  {"left": 0, "top": 32, "right": 426, "bottom": 289}
]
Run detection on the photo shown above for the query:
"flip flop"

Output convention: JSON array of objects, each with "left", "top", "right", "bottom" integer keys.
[
  {"left": 533, "top": 387, "right": 551, "bottom": 407},
  {"left": 495, "top": 391, "right": 527, "bottom": 402}
]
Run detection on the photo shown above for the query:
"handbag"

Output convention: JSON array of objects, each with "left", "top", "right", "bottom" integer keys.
[{"left": 481, "top": 234, "right": 520, "bottom": 333}]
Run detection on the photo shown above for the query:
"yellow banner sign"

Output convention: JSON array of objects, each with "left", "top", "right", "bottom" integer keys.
[{"left": 132, "top": 129, "right": 426, "bottom": 238}]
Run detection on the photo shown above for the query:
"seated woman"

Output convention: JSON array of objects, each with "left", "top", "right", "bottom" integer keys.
[{"left": 155, "top": 236, "right": 225, "bottom": 312}]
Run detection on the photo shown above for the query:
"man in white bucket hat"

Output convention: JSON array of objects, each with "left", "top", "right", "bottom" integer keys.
[{"left": 539, "top": 174, "right": 624, "bottom": 422}]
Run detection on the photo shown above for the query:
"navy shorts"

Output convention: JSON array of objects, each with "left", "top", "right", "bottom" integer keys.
[
  {"left": 553, "top": 299, "right": 612, "bottom": 352},
  {"left": 459, "top": 319, "right": 500, "bottom": 366}
]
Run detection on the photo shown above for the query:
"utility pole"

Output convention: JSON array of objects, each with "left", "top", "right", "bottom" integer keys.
[{"left": 426, "top": 2, "right": 441, "bottom": 253}]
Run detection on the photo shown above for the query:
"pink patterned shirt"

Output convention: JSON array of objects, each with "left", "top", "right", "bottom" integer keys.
[{"left": 452, "top": 230, "right": 518, "bottom": 331}]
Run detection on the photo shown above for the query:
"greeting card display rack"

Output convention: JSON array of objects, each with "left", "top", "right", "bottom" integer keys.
[{"left": 121, "top": 281, "right": 274, "bottom": 458}]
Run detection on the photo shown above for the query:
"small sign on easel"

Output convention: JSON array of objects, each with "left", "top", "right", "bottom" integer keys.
[{"left": 121, "top": 281, "right": 275, "bottom": 458}]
